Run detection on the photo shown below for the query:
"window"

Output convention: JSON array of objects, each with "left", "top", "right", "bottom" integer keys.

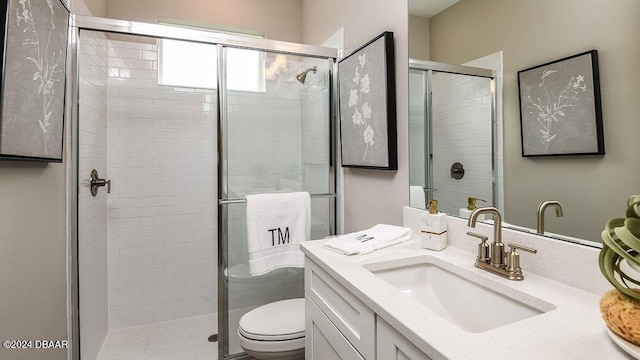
[
  {"left": 158, "top": 36, "right": 265, "bottom": 92},
  {"left": 158, "top": 39, "right": 217, "bottom": 89},
  {"left": 226, "top": 48, "right": 264, "bottom": 92}
]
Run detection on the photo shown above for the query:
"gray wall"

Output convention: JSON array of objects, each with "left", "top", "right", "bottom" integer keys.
[
  {"left": 79, "top": 0, "right": 107, "bottom": 17},
  {"left": 408, "top": 15, "right": 430, "bottom": 60},
  {"left": 0, "top": 163, "right": 68, "bottom": 360},
  {"left": 0, "top": 0, "right": 86, "bottom": 358},
  {"left": 430, "top": 0, "right": 640, "bottom": 241},
  {"left": 302, "top": 0, "right": 409, "bottom": 232}
]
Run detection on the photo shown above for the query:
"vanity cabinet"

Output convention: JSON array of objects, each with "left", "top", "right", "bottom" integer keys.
[
  {"left": 377, "top": 319, "right": 432, "bottom": 360},
  {"left": 305, "top": 259, "right": 431, "bottom": 360},
  {"left": 306, "top": 296, "right": 365, "bottom": 360}
]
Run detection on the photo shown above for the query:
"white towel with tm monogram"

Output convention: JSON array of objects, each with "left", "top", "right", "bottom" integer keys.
[
  {"left": 246, "top": 192, "right": 311, "bottom": 276},
  {"left": 323, "top": 224, "right": 412, "bottom": 255}
]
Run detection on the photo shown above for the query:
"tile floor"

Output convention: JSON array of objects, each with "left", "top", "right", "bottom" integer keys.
[{"left": 97, "top": 314, "right": 217, "bottom": 360}]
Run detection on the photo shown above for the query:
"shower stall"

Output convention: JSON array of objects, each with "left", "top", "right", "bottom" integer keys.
[
  {"left": 408, "top": 59, "right": 497, "bottom": 215},
  {"left": 70, "top": 16, "right": 337, "bottom": 360}
]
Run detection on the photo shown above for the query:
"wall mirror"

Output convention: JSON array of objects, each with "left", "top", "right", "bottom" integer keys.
[
  {"left": 407, "top": 0, "right": 640, "bottom": 246},
  {"left": 409, "top": 59, "right": 499, "bottom": 217}
]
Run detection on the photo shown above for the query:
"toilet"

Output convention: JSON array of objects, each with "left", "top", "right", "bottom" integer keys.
[{"left": 237, "top": 298, "right": 305, "bottom": 360}]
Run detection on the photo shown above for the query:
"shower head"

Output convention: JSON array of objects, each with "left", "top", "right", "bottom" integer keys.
[{"left": 295, "top": 66, "right": 317, "bottom": 84}]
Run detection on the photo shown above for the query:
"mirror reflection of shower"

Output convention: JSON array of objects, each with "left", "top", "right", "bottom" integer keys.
[{"left": 295, "top": 66, "right": 317, "bottom": 84}]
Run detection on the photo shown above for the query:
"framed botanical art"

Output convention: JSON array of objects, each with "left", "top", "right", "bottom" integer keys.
[
  {"left": 0, "top": 0, "right": 70, "bottom": 162},
  {"left": 338, "top": 31, "right": 397, "bottom": 170},
  {"left": 517, "top": 50, "right": 604, "bottom": 157}
]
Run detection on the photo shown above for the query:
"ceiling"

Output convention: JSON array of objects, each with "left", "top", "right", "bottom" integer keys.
[{"left": 408, "top": 0, "right": 459, "bottom": 18}]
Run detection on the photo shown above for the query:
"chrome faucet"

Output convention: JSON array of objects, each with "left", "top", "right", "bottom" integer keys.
[
  {"left": 537, "top": 200, "right": 563, "bottom": 234},
  {"left": 467, "top": 207, "right": 537, "bottom": 281}
]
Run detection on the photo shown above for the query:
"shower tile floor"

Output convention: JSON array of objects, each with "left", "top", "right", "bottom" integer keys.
[{"left": 97, "top": 314, "right": 217, "bottom": 360}]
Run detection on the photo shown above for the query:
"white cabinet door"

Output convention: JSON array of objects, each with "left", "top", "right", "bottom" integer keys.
[
  {"left": 306, "top": 296, "right": 365, "bottom": 360},
  {"left": 377, "top": 318, "right": 432, "bottom": 360},
  {"left": 305, "top": 260, "right": 375, "bottom": 359}
]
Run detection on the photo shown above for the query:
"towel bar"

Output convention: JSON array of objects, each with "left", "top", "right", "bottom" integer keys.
[{"left": 218, "top": 193, "right": 336, "bottom": 205}]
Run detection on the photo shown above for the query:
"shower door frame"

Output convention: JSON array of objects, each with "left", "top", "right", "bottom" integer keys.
[
  {"left": 408, "top": 59, "right": 498, "bottom": 210},
  {"left": 68, "top": 15, "right": 339, "bottom": 360}
]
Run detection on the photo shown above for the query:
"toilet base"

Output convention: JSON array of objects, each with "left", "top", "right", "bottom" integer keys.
[
  {"left": 243, "top": 346, "right": 304, "bottom": 360},
  {"left": 237, "top": 329, "right": 304, "bottom": 360}
]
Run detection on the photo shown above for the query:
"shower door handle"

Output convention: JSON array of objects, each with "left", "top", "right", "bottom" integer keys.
[{"left": 89, "top": 169, "right": 111, "bottom": 197}]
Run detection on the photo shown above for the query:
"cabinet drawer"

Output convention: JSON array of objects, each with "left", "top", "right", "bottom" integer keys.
[
  {"left": 305, "top": 260, "right": 375, "bottom": 360},
  {"left": 306, "top": 296, "right": 365, "bottom": 360},
  {"left": 377, "top": 318, "right": 432, "bottom": 360}
]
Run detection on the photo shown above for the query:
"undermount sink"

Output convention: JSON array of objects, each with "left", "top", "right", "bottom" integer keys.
[{"left": 366, "top": 261, "right": 552, "bottom": 333}]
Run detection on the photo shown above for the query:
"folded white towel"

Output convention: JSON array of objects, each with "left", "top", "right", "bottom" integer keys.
[
  {"left": 409, "top": 185, "right": 426, "bottom": 209},
  {"left": 323, "top": 224, "right": 412, "bottom": 255},
  {"left": 246, "top": 192, "right": 311, "bottom": 276}
]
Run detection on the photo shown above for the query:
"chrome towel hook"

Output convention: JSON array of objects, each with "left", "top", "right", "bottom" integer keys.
[{"left": 89, "top": 169, "right": 111, "bottom": 197}]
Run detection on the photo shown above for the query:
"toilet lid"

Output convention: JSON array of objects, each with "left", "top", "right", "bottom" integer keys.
[{"left": 238, "top": 298, "right": 305, "bottom": 341}]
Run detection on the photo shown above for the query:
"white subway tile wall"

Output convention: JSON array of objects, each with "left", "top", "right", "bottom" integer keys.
[
  {"left": 106, "top": 40, "right": 217, "bottom": 329},
  {"left": 431, "top": 72, "right": 493, "bottom": 215},
  {"left": 78, "top": 31, "right": 109, "bottom": 360}
]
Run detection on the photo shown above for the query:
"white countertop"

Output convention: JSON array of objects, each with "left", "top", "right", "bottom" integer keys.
[{"left": 301, "top": 237, "right": 632, "bottom": 360}]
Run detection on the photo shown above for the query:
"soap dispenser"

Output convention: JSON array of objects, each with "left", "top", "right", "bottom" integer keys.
[
  {"left": 459, "top": 197, "right": 487, "bottom": 220},
  {"left": 421, "top": 200, "right": 448, "bottom": 251}
]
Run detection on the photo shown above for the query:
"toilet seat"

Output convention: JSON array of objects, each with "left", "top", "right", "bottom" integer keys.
[
  {"left": 238, "top": 298, "right": 305, "bottom": 341},
  {"left": 238, "top": 327, "right": 305, "bottom": 341}
]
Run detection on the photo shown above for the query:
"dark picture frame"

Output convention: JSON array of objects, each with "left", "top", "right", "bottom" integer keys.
[
  {"left": 0, "top": 0, "right": 70, "bottom": 162},
  {"left": 338, "top": 31, "right": 397, "bottom": 170},
  {"left": 517, "top": 50, "right": 604, "bottom": 157}
]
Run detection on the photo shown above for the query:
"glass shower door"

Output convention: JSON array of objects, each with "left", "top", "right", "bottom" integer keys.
[
  {"left": 77, "top": 30, "right": 219, "bottom": 360},
  {"left": 218, "top": 47, "right": 335, "bottom": 358}
]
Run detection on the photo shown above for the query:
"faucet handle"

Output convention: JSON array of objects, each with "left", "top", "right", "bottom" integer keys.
[
  {"left": 467, "top": 231, "right": 488, "bottom": 241},
  {"left": 506, "top": 243, "right": 537, "bottom": 273},
  {"left": 467, "top": 232, "right": 490, "bottom": 262},
  {"left": 508, "top": 243, "right": 537, "bottom": 254}
]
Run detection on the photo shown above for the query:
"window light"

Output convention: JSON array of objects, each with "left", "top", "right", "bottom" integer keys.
[
  {"left": 158, "top": 39, "right": 217, "bottom": 89},
  {"left": 158, "top": 39, "right": 265, "bottom": 92}
]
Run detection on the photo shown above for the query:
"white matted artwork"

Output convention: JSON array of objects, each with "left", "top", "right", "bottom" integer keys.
[
  {"left": 517, "top": 50, "right": 604, "bottom": 157},
  {"left": 338, "top": 31, "right": 397, "bottom": 170},
  {"left": 0, "top": 0, "right": 70, "bottom": 162}
]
